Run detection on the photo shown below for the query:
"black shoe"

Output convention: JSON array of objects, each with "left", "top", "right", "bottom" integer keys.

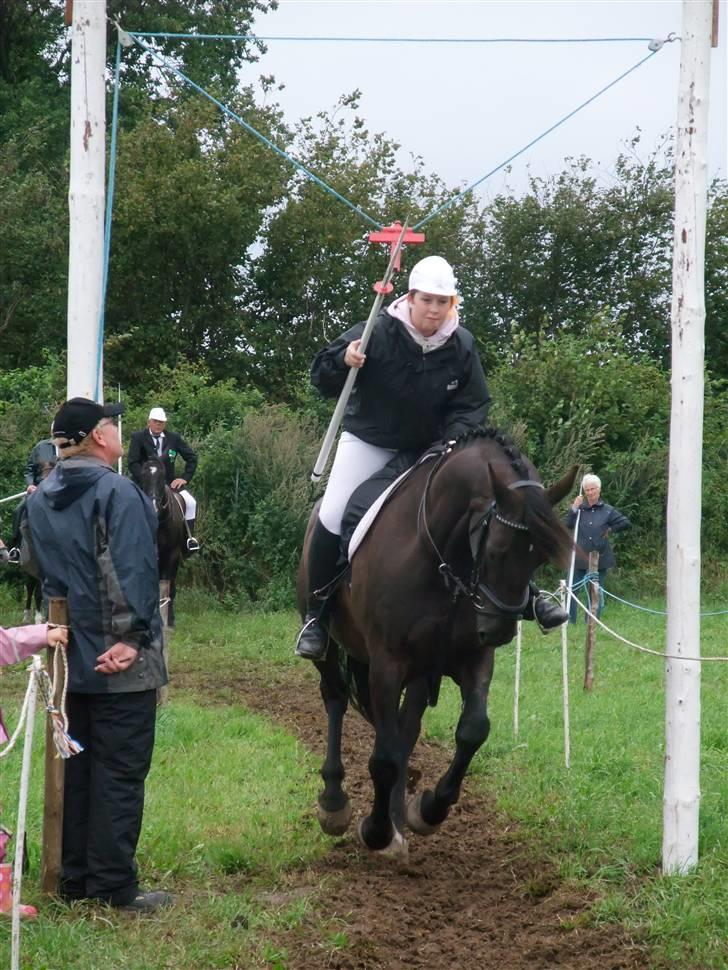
[
  {"left": 115, "top": 890, "right": 175, "bottom": 913},
  {"left": 295, "top": 613, "right": 329, "bottom": 661},
  {"left": 533, "top": 595, "right": 568, "bottom": 632}
]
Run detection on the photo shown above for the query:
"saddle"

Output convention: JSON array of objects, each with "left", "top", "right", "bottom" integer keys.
[{"left": 339, "top": 444, "right": 443, "bottom": 564}]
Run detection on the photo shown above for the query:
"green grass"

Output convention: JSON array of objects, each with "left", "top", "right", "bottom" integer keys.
[
  {"left": 422, "top": 599, "right": 728, "bottom": 969},
  {"left": 1, "top": 586, "right": 728, "bottom": 967}
]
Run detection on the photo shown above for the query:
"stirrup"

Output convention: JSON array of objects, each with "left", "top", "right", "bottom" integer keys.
[
  {"left": 186, "top": 536, "right": 200, "bottom": 553},
  {"left": 295, "top": 616, "right": 329, "bottom": 661}
]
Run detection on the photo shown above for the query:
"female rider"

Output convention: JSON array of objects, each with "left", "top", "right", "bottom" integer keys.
[{"left": 296, "top": 255, "right": 566, "bottom": 660}]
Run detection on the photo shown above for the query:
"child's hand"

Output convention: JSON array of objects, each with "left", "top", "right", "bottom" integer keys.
[{"left": 46, "top": 626, "right": 68, "bottom": 649}]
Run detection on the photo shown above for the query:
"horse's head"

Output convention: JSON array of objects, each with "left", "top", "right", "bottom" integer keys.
[
  {"left": 445, "top": 434, "right": 576, "bottom": 645},
  {"left": 140, "top": 458, "right": 167, "bottom": 515}
]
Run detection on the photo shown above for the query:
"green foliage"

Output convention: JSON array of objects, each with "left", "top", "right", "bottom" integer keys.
[
  {"left": 490, "top": 318, "right": 669, "bottom": 553},
  {"left": 192, "top": 406, "right": 319, "bottom": 608}
]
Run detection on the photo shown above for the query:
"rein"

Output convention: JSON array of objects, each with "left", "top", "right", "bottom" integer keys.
[{"left": 417, "top": 442, "right": 543, "bottom": 617}]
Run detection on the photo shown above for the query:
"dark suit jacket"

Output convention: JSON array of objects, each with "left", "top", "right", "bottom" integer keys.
[{"left": 127, "top": 428, "right": 197, "bottom": 487}]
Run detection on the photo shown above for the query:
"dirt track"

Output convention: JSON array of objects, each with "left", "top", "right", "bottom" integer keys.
[{"left": 188, "top": 666, "right": 650, "bottom": 970}]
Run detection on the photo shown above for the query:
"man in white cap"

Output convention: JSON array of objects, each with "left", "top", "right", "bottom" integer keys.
[{"left": 127, "top": 407, "right": 199, "bottom": 541}]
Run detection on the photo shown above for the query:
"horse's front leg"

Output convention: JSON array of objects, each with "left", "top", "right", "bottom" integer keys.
[
  {"left": 358, "top": 657, "right": 408, "bottom": 859},
  {"left": 409, "top": 647, "right": 495, "bottom": 832},
  {"left": 389, "top": 678, "right": 429, "bottom": 835},
  {"left": 315, "top": 643, "right": 352, "bottom": 835}
]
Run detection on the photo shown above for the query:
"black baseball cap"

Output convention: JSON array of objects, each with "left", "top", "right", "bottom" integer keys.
[{"left": 51, "top": 397, "right": 125, "bottom": 446}]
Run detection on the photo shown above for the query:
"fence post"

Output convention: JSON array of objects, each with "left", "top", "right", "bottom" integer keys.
[
  {"left": 41, "top": 597, "right": 68, "bottom": 893},
  {"left": 584, "top": 551, "right": 599, "bottom": 691},
  {"left": 157, "top": 580, "right": 171, "bottom": 706}
]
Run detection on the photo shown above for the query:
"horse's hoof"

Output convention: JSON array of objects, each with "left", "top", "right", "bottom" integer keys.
[
  {"left": 406, "top": 792, "right": 440, "bottom": 837},
  {"left": 21, "top": 610, "right": 32, "bottom": 625},
  {"left": 317, "top": 799, "right": 352, "bottom": 836},
  {"left": 356, "top": 818, "right": 409, "bottom": 863}
]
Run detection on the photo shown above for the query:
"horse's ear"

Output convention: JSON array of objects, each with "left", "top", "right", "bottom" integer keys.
[{"left": 545, "top": 465, "right": 578, "bottom": 506}]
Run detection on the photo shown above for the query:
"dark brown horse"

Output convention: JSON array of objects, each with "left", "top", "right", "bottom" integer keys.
[
  {"left": 140, "top": 457, "right": 189, "bottom": 628},
  {"left": 6, "top": 461, "right": 55, "bottom": 622},
  {"left": 298, "top": 429, "right": 576, "bottom": 861}
]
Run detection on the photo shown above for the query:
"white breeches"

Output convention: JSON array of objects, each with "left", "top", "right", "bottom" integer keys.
[
  {"left": 318, "top": 432, "right": 396, "bottom": 535},
  {"left": 178, "top": 490, "right": 196, "bottom": 520}
]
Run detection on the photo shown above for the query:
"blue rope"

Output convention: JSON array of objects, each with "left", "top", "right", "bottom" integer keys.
[
  {"left": 601, "top": 587, "right": 728, "bottom": 618},
  {"left": 413, "top": 49, "right": 660, "bottom": 230},
  {"left": 126, "top": 33, "right": 383, "bottom": 230},
  {"left": 95, "top": 40, "right": 123, "bottom": 403},
  {"left": 129, "top": 32, "right": 656, "bottom": 44}
]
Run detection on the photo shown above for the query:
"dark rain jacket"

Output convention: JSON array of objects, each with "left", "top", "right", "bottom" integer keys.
[
  {"left": 311, "top": 310, "right": 491, "bottom": 451},
  {"left": 127, "top": 428, "right": 197, "bottom": 487},
  {"left": 24, "top": 439, "right": 58, "bottom": 486},
  {"left": 565, "top": 499, "right": 631, "bottom": 570},
  {"left": 23, "top": 457, "right": 167, "bottom": 694}
]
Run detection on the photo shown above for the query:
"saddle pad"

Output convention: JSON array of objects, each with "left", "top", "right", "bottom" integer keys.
[{"left": 348, "top": 451, "right": 438, "bottom": 562}]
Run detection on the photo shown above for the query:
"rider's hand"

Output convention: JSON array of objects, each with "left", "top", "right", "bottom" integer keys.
[
  {"left": 170, "top": 478, "right": 187, "bottom": 491},
  {"left": 94, "top": 642, "right": 138, "bottom": 675},
  {"left": 344, "top": 340, "right": 366, "bottom": 369},
  {"left": 26, "top": 484, "right": 37, "bottom": 494},
  {"left": 572, "top": 494, "right": 584, "bottom": 510}
]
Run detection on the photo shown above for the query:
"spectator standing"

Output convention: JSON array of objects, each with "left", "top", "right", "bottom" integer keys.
[
  {"left": 23, "top": 397, "right": 173, "bottom": 912},
  {"left": 565, "top": 473, "right": 631, "bottom": 622}
]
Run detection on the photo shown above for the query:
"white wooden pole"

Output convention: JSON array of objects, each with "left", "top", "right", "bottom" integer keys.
[
  {"left": 513, "top": 620, "right": 521, "bottom": 737},
  {"left": 559, "top": 580, "right": 570, "bottom": 769},
  {"left": 663, "top": 0, "right": 713, "bottom": 875},
  {"left": 11, "top": 659, "right": 40, "bottom": 970},
  {"left": 67, "top": 0, "right": 107, "bottom": 401}
]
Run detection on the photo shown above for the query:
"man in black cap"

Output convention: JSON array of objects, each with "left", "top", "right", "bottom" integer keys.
[{"left": 22, "top": 397, "right": 173, "bottom": 913}]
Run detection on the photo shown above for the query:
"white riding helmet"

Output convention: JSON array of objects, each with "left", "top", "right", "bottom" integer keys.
[
  {"left": 408, "top": 255, "right": 458, "bottom": 296},
  {"left": 149, "top": 407, "right": 167, "bottom": 422}
]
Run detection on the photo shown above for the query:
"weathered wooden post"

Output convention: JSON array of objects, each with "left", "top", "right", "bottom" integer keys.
[
  {"left": 583, "top": 551, "right": 599, "bottom": 691},
  {"left": 40, "top": 597, "right": 68, "bottom": 893},
  {"left": 157, "top": 580, "right": 171, "bottom": 706}
]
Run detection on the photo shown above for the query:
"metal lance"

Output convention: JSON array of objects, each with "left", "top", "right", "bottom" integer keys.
[{"left": 311, "top": 221, "right": 409, "bottom": 483}]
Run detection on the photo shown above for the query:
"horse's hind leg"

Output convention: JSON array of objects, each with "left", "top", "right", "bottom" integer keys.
[
  {"left": 410, "top": 648, "right": 495, "bottom": 832},
  {"left": 316, "top": 644, "right": 352, "bottom": 836}
]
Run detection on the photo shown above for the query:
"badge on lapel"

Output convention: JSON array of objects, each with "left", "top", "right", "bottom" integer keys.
[{"left": 168, "top": 449, "right": 177, "bottom": 458}]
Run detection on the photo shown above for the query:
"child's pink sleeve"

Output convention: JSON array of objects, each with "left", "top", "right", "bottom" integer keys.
[{"left": 0, "top": 625, "right": 48, "bottom": 667}]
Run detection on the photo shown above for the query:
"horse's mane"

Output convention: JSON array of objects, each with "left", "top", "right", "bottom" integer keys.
[{"left": 452, "top": 426, "right": 572, "bottom": 567}]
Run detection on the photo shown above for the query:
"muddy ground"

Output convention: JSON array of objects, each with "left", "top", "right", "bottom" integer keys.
[{"left": 180, "top": 666, "right": 650, "bottom": 970}]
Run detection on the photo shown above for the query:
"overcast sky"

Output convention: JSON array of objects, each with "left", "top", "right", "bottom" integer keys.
[{"left": 247, "top": 0, "right": 727, "bottom": 202}]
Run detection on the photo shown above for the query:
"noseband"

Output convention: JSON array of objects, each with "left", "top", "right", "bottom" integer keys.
[{"left": 418, "top": 448, "right": 543, "bottom": 617}]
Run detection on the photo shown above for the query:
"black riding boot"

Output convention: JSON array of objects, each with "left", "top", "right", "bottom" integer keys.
[
  {"left": 295, "top": 520, "right": 342, "bottom": 661},
  {"left": 523, "top": 581, "right": 568, "bottom": 633}
]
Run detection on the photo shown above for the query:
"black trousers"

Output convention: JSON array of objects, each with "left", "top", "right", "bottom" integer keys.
[{"left": 61, "top": 690, "right": 157, "bottom": 906}]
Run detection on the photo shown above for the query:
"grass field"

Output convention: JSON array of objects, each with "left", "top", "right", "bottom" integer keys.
[{"left": 0, "top": 585, "right": 726, "bottom": 969}]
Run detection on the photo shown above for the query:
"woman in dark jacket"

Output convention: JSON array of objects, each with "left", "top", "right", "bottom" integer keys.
[
  {"left": 296, "top": 255, "right": 565, "bottom": 660},
  {"left": 566, "top": 473, "right": 631, "bottom": 621}
]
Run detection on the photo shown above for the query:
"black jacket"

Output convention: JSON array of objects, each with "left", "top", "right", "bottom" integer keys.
[
  {"left": 127, "top": 428, "right": 197, "bottom": 487},
  {"left": 24, "top": 458, "right": 166, "bottom": 694},
  {"left": 565, "top": 499, "right": 631, "bottom": 569},
  {"left": 24, "top": 439, "right": 58, "bottom": 486},
  {"left": 311, "top": 311, "right": 491, "bottom": 450}
]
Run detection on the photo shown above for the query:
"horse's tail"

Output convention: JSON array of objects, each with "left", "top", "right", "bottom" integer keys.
[{"left": 523, "top": 488, "right": 573, "bottom": 568}]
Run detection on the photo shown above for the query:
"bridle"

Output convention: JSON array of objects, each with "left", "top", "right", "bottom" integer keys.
[{"left": 417, "top": 445, "right": 543, "bottom": 617}]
